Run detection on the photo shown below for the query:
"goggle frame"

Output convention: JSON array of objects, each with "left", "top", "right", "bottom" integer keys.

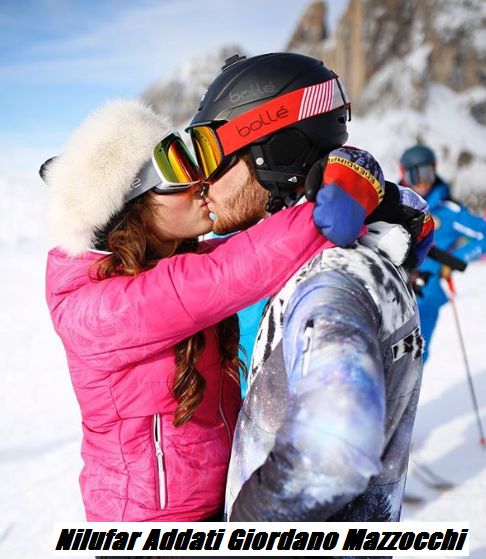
[{"left": 125, "top": 132, "right": 202, "bottom": 202}]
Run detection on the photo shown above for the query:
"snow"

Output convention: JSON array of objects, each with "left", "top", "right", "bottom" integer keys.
[
  {"left": 0, "top": 172, "right": 87, "bottom": 559},
  {"left": 433, "top": 0, "right": 486, "bottom": 52},
  {"left": 348, "top": 83, "right": 486, "bottom": 197},
  {"left": 0, "top": 241, "right": 85, "bottom": 558},
  {"left": 0, "top": 174, "right": 49, "bottom": 246},
  {"left": 357, "top": 46, "right": 430, "bottom": 112},
  {"left": 402, "top": 260, "right": 486, "bottom": 558},
  {"left": 2, "top": 24, "right": 486, "bottom": 554},
  {"left": 1, "top": 172, "right": 486, "bottom": 557}
]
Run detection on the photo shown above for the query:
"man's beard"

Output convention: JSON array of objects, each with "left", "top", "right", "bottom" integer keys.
[{"left": 211, "top": 177, "right": 269, "bottom": 235}]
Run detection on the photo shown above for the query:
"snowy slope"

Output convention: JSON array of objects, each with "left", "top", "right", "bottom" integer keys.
[
  {"left": 0, "top": 241, "right": 85, "bottom": 558},
  {"left": 0, "top": 174, "right": 48, "bottom": 246},
  {"left": 401, "top": 261, "right": 486, "bottom": 558},
  {"left": 1, "top": 201, "right": 486, "bottom": 557},
  {"left": 0, "top": 173, "right": 85, "bottom": 558},
  {"left": 348, "top": 83, "right": 486, "bottom": 202}
]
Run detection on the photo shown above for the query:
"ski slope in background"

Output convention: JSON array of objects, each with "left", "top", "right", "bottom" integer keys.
[
  {"left": 1, "top": 179, "right": 485, "bottom": 557},
  {"left": 402, "top": 258, "right": 486, "bottom": 558}
]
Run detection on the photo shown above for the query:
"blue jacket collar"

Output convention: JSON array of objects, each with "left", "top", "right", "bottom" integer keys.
[{"left": 425, "top": 177, "right": 450, "bottom": 210}]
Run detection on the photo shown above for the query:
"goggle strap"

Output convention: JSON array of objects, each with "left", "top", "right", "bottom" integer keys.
[
  {"left": 217, "top": 77, "right": 348, "bottom": 156},
  {"left": 124, "top": 159, "right": 161, "bottom": 203},
  {"left": 124, "top": 157, "right": 199, "bottom": 202}
]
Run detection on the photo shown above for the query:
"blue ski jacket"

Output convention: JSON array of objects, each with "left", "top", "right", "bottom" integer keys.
[{"left": 418, "top": 179, "right": 486, "bottom": 308}]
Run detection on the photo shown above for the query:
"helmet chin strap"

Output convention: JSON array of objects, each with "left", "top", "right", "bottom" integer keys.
[
  {"left": 249, "top": 144, "right": 307, "bottom": 213},
  {"left": 265, "top": 190, "right": 304, "bottom": 213},
  {"left": 256, "top": 171, "right": 305, "bottom": 213}
]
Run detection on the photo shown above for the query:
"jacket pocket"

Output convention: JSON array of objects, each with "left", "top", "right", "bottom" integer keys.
[{"left": 153, "top": 413, "right": 167, "bottom": 509}]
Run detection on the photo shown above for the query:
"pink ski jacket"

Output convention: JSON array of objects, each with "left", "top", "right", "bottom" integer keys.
[{"left": 45, "top": 203, "right": 332, "bottom": 521}]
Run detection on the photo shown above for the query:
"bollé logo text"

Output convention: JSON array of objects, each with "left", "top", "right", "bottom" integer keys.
[{"left": 236, "top": 106, "right": 289, "bottom": 137}]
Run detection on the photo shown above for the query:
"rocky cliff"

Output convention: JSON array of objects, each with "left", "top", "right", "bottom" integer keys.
[
  {"left": 290, "top": 0, "right": 486, "bottom": 199},
  {"left": 142, "top": 45, "right": 247, "bottom": 127},
  {"left": 142, "top": 0, "right": 486, "bottom": 200},
  {"left": 290, "top": 0, "right": 486, "bottom": 115}
]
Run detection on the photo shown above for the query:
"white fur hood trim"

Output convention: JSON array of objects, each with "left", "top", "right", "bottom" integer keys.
[{"left": 46, "top": 99, "right": 171, "bottom": 255}]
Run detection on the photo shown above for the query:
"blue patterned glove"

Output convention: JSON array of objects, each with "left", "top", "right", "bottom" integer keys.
[
  {"left": 308, "top": 146, "right": 386, "bottom": 247},
  {"left": 313, "top": 184, "right": 367, "bottom": 246},
  {"left": 307, "top": 146, "right": 434, "bottom": 264}
]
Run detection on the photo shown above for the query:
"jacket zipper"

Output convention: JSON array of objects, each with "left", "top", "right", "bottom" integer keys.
[
  {"left": 153, "top": 413, "right": 167, "bottom": 509},
  {"left": 219, "top": 372, "right": 232, "bottom": 447}
]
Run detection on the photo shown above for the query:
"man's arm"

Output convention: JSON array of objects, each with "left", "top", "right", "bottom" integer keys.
[{"left": 229, "top": 269, "right": 386, "bottom": 521}]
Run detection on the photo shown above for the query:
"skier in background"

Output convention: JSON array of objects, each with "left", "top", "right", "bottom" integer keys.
[{"left": 399, "top": 144, "right": 486, "bottom": 361}]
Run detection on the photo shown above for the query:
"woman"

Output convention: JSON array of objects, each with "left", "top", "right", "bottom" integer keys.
[{"left": 44, "top": 99, "right": 334, "bottom": 523}]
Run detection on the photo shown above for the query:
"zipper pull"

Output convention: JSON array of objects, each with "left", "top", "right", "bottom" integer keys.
[{"left": 153, "top": 414, "right": 166, "bottom": 509}]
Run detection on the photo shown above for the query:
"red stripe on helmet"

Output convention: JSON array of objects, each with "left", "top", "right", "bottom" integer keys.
[
  {"left": 217, "top": 78, "right": 345, "bottom": 156},
  {"left": 217, "top": 88, "right": 304, "bottom": 156}
]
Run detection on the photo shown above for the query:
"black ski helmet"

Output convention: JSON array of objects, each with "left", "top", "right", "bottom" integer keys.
[
  {"left": 400, "top": 145, "right": 436, "bottom": 169},
  {"left": 187, "top": 52, "right": 350, "bottom": 211},
  {"left": 399, "top": 145, "right": 437, "bottom": 186}
]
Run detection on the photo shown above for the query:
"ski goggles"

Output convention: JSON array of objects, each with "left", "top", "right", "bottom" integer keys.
[
  {"left": 125, "top": 132, "right": 202, "bottom": 202},
  {"left": 401, "top": 164, "right": 435, "bottom": 187},
  {"left": 188, "top": 77, "right": 350, "bottom": 181},
  {"left": 189, "top": 125, "right": 238, "bottom": 182}
]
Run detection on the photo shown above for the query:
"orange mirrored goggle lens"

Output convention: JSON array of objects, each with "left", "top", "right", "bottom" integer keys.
[
  {"left": 189, "top": 126, "right": 224, "bottom": 180},
  {"left": 153, "top": 134, "right": 201, "bottom": 185},
  {"left": 166, "top": 139, "right": 200, "bottom": 183}
]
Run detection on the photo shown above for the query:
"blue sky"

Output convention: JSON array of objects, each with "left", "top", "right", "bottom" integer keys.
[{"left": 0, "top": 0, "right": 348, "bottom": 177}]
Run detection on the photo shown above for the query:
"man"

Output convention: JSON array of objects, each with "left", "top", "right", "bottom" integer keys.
[
  {"left": 400, "top": 144, "right": 486, "bottom": 361},
  {"left": 187, "top": 52, "right": 430, "bottom": 522}
]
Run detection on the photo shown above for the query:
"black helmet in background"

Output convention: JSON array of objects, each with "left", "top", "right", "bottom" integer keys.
[
  {"left": 400, "top": 144, "right": 436, "bottom": 169},
  {"left": 187, "top": 52, "right": 350, "bottom": 211},
  {"left": 399, "top": 144, "right": 437, "bottom": 187}
]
